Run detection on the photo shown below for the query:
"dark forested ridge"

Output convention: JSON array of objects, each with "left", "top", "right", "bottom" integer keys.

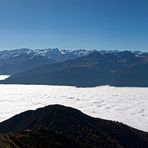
[
  {"left": 2, "top": 50, "right": 148, "bottom": 87},
  {"left": 0, "top": 104, "right": 148, "bottom": 148},
  {"left": 0, "top": 127, "right": 93, "bottom": 148}
]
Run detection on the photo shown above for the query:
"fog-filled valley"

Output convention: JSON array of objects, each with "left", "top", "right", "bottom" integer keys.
[
  {"left": 0, "top": 81, "right": 147, "bottom": 132},
  {"left": 0, "top": 0, "right": 148, "bottom": 146},
  {"left": 0, "top": 48, "right": 148, "bottom": 148},
  {"left": 0, "top": 49, "right": 148, "bottom": 147}
]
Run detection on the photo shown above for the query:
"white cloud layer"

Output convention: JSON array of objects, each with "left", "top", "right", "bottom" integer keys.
[{"left": 0, "top": 84, "right": 148, "bottom": 132}]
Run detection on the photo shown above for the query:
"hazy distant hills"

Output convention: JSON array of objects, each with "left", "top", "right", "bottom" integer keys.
[
  {"left": 0, "top": 104, "right": 148, "bottom": 148},
  {"left": 2, "top": 49, "right": 148, "bottom": 87},
  {"left": 0, "top": 48, "right": 92, "bottom": 74}
]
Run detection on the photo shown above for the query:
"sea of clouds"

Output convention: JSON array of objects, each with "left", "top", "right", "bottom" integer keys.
[{"left": 0, "top": 79, "right": 148, "bottom": 132}]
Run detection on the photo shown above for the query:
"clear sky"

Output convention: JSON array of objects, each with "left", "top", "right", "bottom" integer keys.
[{"left": 0, "top": 0, "right": 147, "bottom": 51}]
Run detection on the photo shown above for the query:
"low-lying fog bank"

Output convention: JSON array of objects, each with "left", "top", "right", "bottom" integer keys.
[{"left": 0, "top": 84, "right": 147, "bottom": 131}]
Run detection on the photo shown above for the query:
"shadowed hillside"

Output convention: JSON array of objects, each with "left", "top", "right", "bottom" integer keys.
[
  {"left": 0, "top": 104, "right": 148, "bottom": 148},
  {"left": 2, "top": 51, "right": 148, "bottom": 87},
  {"left": 0, "top": 127, "right": 93, "bottom": 148}
]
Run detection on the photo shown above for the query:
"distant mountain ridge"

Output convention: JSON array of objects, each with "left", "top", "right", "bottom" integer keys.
[
  {"left": 0, "top": 48, "right": 147, "bottom": 75},
  {"left": 0, "top": 104, "right": 148, "bottom": 148},
  {"left": 2, "top": 50, "right": 148, "bottom": 87},
  {"left": 0, "top": 48, "right": 93, "bottom": 74}
]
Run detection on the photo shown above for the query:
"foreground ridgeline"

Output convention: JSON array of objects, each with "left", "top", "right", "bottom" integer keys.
[
  {"left": 0, "top": 104, "right": 148, "bottom": 148},
  {"left": 1, "top": 49, "right": 148, "bottom": 87}
]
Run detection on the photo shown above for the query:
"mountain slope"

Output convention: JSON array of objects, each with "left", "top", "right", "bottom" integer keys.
[
  {"left": 0, "top": 127, "right": 93, "bottom": 148},
  {"left": 0, "top": 48, "right": 92, "bottom": 74},
  {"left": 2, "top": 51, "right": 148, "bottom": 87},
  {"left": 0, "top": 104, "right": 148, "bottom": 148},
  {"left": 113, "top": 63, "right": 148, "bottom": 86}
]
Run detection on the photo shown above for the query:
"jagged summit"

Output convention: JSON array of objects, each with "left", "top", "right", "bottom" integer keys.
[{"left": 0, "top": 48, "right": 92, "bottom": 74}]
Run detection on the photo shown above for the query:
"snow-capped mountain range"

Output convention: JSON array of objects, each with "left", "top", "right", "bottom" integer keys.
[
  {"left": 0, "top": 48, "right": 92, "bottom": 60},
  {"left": 0, "top": 48, "right": 147, "bottom": 75},
  {"left": 0, "top": 48, "right": 93, "bottom": 74}
]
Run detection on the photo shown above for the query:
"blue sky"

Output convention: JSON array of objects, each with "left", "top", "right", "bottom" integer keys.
[{"left": 0, "top": 0, "right": 147, "bottom": 51}]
